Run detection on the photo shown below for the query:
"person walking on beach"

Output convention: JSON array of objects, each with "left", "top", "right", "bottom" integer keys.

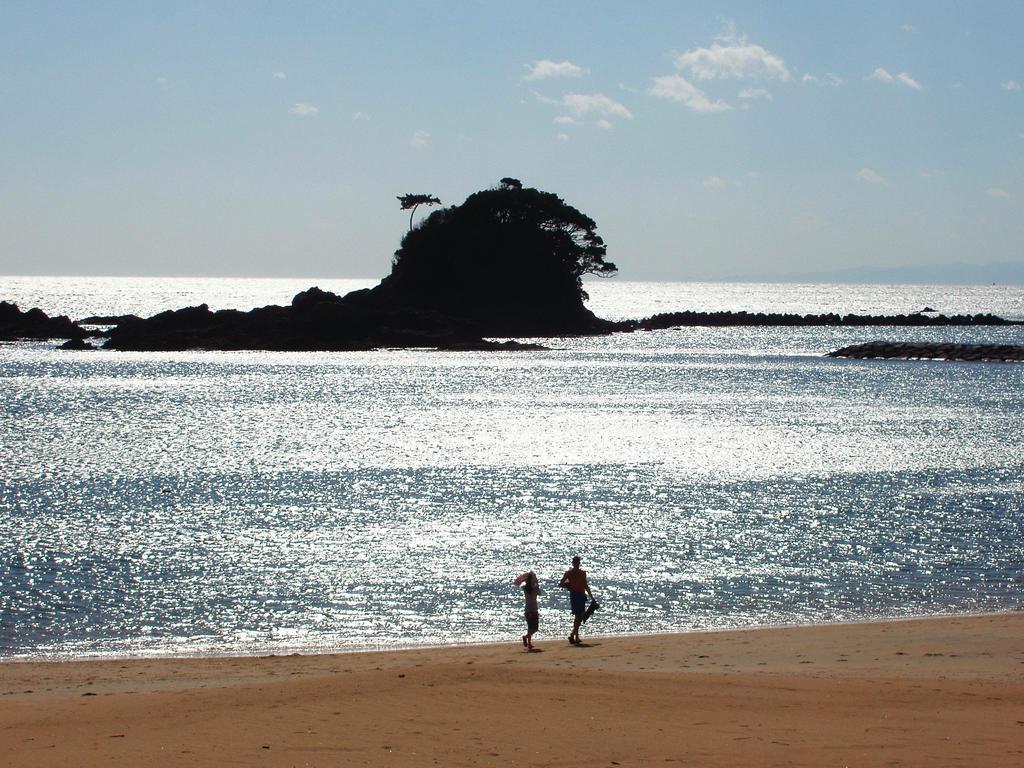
[
  {"left": 559, "top": 555, "right": 594, "bottom": 645},
  {"left": 514, "top": 570, "right": 541, "bottom": 650}
]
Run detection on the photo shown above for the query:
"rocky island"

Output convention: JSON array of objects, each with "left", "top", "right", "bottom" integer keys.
[{"left": 103, "top": 179, "right": 615, "bottom": 351}]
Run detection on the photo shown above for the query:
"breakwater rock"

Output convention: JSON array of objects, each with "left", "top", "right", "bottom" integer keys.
[
  {"left": 0, "top": 301, "right": 86, "bottom": 341},
  {"left": 827, "top": 341, "right": 1024, "bottom": 362},
  {"left": 624, "top": 310, "right": 1020, "bottom": 330}
]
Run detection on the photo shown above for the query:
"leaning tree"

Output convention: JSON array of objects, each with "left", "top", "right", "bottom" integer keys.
[{"left": 397, "top": 193, "right": 441, "bottom": 231}]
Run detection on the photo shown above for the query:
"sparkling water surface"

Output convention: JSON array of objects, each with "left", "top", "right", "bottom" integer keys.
[{"left": 1, "top": 277, "right": 1023, "bottom": 659}]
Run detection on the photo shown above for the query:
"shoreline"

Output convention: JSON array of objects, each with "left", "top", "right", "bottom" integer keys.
[
  {"left": 4, "top": 607, "right": 1020, "bottom": 665},
  {"left": 3, "top": 613, "right": 1022, "bottom": 766}
]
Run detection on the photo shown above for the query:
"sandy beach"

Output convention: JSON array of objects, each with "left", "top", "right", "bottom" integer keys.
[{"left": 2, "top": 613, "right": 1022, "bottom": 767}]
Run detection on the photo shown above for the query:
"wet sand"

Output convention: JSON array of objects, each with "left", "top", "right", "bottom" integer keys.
[{"left": 2, "top": 613, "right": 1022, "bottom": 767}]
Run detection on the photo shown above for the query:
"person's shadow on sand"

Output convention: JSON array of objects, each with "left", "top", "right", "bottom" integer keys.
[{"left": 569, "top": 642, "right": 599, "bottom": 648}]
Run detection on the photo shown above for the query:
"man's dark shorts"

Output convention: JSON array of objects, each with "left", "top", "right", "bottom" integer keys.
[{"left": 570, "top": 591, "right": 587, "bottom": 616}]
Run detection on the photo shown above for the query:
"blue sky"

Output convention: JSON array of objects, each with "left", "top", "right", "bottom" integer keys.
[{"left": 1, "top": 1, "right": 1022, "bottom": 280}]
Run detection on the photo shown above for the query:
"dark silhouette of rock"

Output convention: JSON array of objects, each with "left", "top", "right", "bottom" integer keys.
[
  {"left": 0, "top": 301, "right": 86, "bottom": 340},
  {"left": 98, "top": 295, "right": 1023, "bottom": 352},
  {"left": 103, "top": 292, "right": 549, "bottom": 351},
  {"left": 59, "top": 337, "right": 97, "bottom": 350},
  {"left": 619, "top": 310, "right": 1019, "bottom": 331},
  {"left": 79, "top": 314, "right": 142, "bottom": 325},
  {"left": 827, "top": 341, "right": 1024, "bottom": 362}
]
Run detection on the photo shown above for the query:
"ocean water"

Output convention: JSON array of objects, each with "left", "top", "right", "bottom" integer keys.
[{"left": 1, "top": 276, "right": 1023, "bottom": 659}]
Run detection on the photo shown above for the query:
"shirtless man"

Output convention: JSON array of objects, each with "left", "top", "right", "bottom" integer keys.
[{"left": 559, "top": 555, "right": 594, "bottom": 645}]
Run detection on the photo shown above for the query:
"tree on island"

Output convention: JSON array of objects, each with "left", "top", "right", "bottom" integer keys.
[
  {"left": 375, "top": 179, "right": 617, "bottom": 334},
  {"left": 397, "top": 193, "right": 441, "bottom": 231}
]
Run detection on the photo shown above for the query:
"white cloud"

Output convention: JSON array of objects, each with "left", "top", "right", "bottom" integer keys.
[
  {"left": 651, "top": 27, "right": 785, "bottom": 114},
  {"left": 553, "top": 115, "right": 577, "bottom": 125},
  {"left": 272, "top": 71, "right": 286, "bottom": 81},
  {"left": 557, "top": 133, "right": 570, "bottom": 142},
  {"left": 802, "top": 72, "right": 843, "bottom": 87},
  {"left": 869, "top": 68, "right": 923, "bottom": 89},
  {"left": 562, "top": 93, "right": 633, "bottom": 120},
  {"left": 902, "top": 24, "right": 917, "bottom": 33},
  {"left": 352, "top": 111, "right": 371, "bottom": 121},
  {"left": 411, "top": 130, "right": 429, "bottom": 147},
  {"left": 701, "top": 176, "right": 727, "bottom": 189},
  {"left": 987, "top": 187, "right": 1010, "bottom": 199},
  {"left": 1002, "top": 79, "right": 1021, "bottom": 91},
  {"left": 289, "top": 102, "right": 319, "bottom": 116},
  {"left": 523, "top": 60, "right": 588, "bottom": 80},
  {"left": 897, "top": 71, "right": 923, "bottom": 90},
  {"left": 673, "top": 32, "right": 790, "bottom": 82},
  {"left": 596, "top": 119, "right": 613, "bottom": 130},
  {"left": 856, "top": 168, "right": 886, "bottom": 185},
  {"left": 650, "top": 74, "right": 731, "bottom": 113}
]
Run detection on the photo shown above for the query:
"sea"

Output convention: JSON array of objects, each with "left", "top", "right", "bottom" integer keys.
[{"left": 2, "top": 276, "right": 1023, "bottom": 660}]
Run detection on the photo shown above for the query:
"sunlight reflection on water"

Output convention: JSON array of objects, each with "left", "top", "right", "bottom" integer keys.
[{"left": 1, "top": 278, "right": 1023, "bottom": 658}]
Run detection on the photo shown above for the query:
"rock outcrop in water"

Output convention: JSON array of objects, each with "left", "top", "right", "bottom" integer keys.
[
  {"left": 97, "top": 301, "right": 1022, "bottom": 352},
  {"left": 103, "top": 287, "right": 548, "bottom": 351},
  {"left": 7, "top": 295, "right": 1021, "bottom": 353},
  {"left": 59, "top": 337, "right": 98, "bottom": 350},
  {"left": 80, "top": 313, "right": 142, "bottom": 326},
  {"left": 827, "top": 341, "right": 1024, "bottom": 362},
  {"left": 7, "top": 296, "right": 1022, "bottom": 353},
  {"left": 623, "top": 310, "right": 1018, "bottom": 330},
  {"left": 0, "top": 301, "right": 86, "bottom": 341}
]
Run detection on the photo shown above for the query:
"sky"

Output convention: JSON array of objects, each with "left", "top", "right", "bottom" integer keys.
[{"left": 1, "top": 1, "right": 1022, "bottom": 281}]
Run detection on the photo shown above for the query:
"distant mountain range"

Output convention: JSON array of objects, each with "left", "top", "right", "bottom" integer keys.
[{"left": 729, "top": 261, "right": 1024, "bottom": 285}]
